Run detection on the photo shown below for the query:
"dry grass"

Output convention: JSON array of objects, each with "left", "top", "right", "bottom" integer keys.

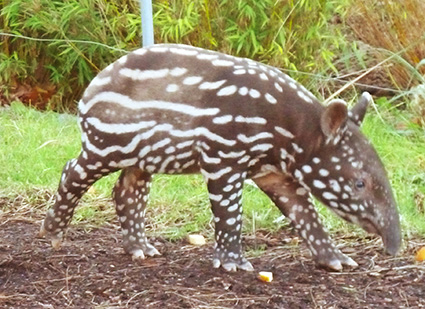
[{"left": 346, "top": 0, "right": 425, "bottom": 91}]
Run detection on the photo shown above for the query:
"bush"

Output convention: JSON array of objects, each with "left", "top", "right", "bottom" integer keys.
[
  {"left": 0, "top": 0, "right": 346, "bottom": 111},
  {"left": 1, "top": 0, "right": 140, "bottom": 110}
]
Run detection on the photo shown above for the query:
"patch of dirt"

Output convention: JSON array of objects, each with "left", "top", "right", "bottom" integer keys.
[{"left": 1, "top": 212, "right": 425, "bottom": 308}]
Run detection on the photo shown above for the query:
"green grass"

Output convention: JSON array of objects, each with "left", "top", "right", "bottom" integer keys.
[
  {"left": 1, "top": 101, "right": 424, "bottom": 242},
  {"left": 0, "top": 102, "right": 80, "bottom": 188},
  {"left": 363, "top": 104, "right": 425, "bottom": 236}
]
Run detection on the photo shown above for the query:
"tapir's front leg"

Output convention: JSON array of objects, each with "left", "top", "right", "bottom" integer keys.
[
  {"left": 201, "top": 164, "right": 253, "bottom": 272},
  {"left": 254, "top": 173, "right": 358, "bottom": 271}
]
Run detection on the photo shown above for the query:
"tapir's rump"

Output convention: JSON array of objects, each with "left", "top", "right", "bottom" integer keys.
[{"left": 41, "top": 44, "right": 401, "bottom": 272}]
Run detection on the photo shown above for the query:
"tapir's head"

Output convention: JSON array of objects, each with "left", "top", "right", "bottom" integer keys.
[{"left": 304, "top": 92, "right": 401, "bottom": 256}]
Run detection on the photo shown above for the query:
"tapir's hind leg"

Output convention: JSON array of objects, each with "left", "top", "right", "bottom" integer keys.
[
  {"left": 112, "top": 167, "right": 160, "bottom": 261},
  {"left": 40, "top": 152, "right": 118, "bottom": 248}
]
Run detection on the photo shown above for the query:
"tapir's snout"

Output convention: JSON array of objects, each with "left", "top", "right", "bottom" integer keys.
[
  {"left": 374, "top": 205, "right": 402, "bottom": 256},
  {"left": 358, "top": 202, "right": 401, "bottom": 256},
  {"left": 384, "top": 231, "right": 401, "bottom": 256},
  {"left": 381, "top": 213, "right": 402, "bottom": 256}
]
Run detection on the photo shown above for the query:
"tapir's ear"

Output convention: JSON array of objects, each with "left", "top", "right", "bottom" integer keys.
[
  {"left": 321, "top": 99, "right": 348, "bottom": 138},
  {"left": 349, "top": 92, "right": 372, "bottom": 126}
]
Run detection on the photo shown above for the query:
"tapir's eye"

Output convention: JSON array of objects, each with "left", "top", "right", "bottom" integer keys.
[{"left": 355, "top": 179, "right": 366, "bottom": 190}]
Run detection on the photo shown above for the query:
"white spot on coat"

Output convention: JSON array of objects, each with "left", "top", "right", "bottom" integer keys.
[
  {"left": 265, "top": 93, "right": 277, "bottom": 104},
  {"left": 313, "top": 180, "right": 326, "bottom": 189},
  {"left": 213, "top": 115, "right": 233, "bottom": 124},
  {"left": 217, "top": 85, "right": 238, "bottom": 96},
  {"left": 199, "top": 80, "right": 227, "bottom": 90},
  {"left": 183, "top": 76, "right": 203, "bottom": 85},
  {"left": 274, "top": 126, "right": 294, "bottom": 138},
  {"left": 249, "top": 89, "right": 261, "bottom": 98},
  {"left": 235, "top": 116, "right": 266, "bottom": 125},
  {"left": 166, "top": 84, "right": 179, "bottom": 92},
  {"left": 212, "top": 59, "right": 234, "bottom": 66},
  {"left": 169, "top": 47, "right": 198, "bottom": 56},
  {"left": 238, "top": 87, "right": 249, "bottom": 96}
]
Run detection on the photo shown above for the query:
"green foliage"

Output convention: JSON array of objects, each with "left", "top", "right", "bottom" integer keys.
[
  {"left": 1, "top": 0, "right": 348, "bottom": 110},
  {"left": 0, "top": 0, "right": 139, "bottom": 110},
  {"left": 0, "top": 52, "right": 29, "bottom": 96},
  {"left": 154, "top": 0, "right": 201, "bottom": 44},
  {"left": 363, "top": 109, "right": 425, "bottom": 236}
]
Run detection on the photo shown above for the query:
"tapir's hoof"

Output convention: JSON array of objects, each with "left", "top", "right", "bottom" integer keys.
[
  {"left": 39, "top": 222, "right": 47, "bottom": 237},
  {"left": 212, "top": 258, "right": 254, "bottom": 272},
  {"left": 317, "top": 252, "right": 358, "bottom": 271},
  {"left": 39, "top": 221, "right": 63, "bottom": 250},
  {"left": 129, "top": 244, "right": 161, "bottom": 262},
  {"left": 342, "top": 256, "right": 359, "bottom": 268}
]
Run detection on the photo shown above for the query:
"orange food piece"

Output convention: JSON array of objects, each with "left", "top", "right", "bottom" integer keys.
[
  {"left": 415, "top": 247, "right": 425, "bottom": 262},
  {"left": 258, "top": 271, "right": 273, "bottom": 282}
]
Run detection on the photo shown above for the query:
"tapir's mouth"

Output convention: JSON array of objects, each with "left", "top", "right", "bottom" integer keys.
[
  {"left": 361, "top": 218, "right": 379, "bottom": 235},
  {"left": 327, "top": 203, "right": 401, "bottom": 256},
  {"left": 361, "top": 215, "right": 401, "bottom": 256}
]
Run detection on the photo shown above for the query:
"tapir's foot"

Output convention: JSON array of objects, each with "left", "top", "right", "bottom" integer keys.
[
  {"left": 315, "top": 247, "right": 358, "bottom": 271},
  {"left": 124, "top": 241, "right": 161, "bottom": 262},
  {"left": 213, "top": 257, "right": 254, "bottom": 272},
  {"left": 212, "top": 249, "right": 254, "bottom": 272},
  {"left": 39, "top": 221, "right": 64, "bottom": 250}
]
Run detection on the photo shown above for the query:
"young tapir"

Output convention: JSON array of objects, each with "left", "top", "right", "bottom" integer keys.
[{"left": 40, "top": 44, "right": 401, "bottom": 272}]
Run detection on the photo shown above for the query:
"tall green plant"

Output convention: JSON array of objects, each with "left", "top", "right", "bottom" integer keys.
[
  {"left": 1, "top": 0, "right": 348, "bottom": 110},
  {"left": 1, "top": 0, "right": 139, "bottom": 110}
]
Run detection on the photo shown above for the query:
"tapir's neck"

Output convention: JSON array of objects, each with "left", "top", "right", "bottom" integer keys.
[{"left": 267, "top": 89, "right": 326, "bottom": 174}]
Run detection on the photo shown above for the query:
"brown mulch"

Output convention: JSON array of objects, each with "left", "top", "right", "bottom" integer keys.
[{"left": 1, "top": 204, "right": 424, "bottom": 308}]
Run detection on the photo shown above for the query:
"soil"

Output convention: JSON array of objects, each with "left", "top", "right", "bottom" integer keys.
[{"left": 1, "top": 202, "right": 425, "bottom": 309}]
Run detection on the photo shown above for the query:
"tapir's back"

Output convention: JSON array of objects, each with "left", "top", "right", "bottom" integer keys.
[{"left": 81, "top": 45, "right": 322, "bottom": 129}]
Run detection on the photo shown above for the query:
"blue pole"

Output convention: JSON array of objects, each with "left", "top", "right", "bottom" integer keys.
[{"left": 140, "top": 0, "right": 154, "bottom": 47}]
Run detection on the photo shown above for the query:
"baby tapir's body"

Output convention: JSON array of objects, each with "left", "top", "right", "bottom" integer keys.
[{"left": 41, "top": 44, "right": 401, "bottom": 271}]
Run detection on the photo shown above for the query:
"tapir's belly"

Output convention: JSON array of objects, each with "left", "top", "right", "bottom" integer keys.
[{"left": 80, "top": 108, "right": 268, "bottom": 177}]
